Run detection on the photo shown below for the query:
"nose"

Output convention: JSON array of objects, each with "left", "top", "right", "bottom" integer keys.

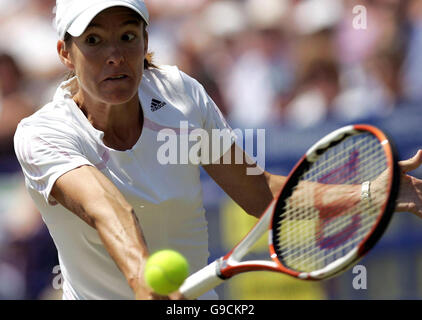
[{"left": 106, "top": 46, "right": 125, "bottom": 65}]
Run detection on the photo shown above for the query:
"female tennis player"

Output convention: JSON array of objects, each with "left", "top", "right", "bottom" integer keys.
[{"left": 13, "top": 0, "right": 422, "bottom": 300}]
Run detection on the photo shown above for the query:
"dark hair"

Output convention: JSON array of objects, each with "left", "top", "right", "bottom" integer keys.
[{"left": 63, "top": 24, "right": 157, "bottom": 80}]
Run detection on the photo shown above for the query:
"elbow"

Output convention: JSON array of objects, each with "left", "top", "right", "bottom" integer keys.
[{"left": 84, "top": 191, "right": 134, "bottom": 227}]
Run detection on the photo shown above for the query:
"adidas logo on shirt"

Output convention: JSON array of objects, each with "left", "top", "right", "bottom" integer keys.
[{"left": 150, "top": 99, "right": 167, "bottom": 112}]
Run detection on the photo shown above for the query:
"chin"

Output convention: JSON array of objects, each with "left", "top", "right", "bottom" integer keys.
[
  {"left": 104, "top": 94, "right": 136, "bottom": 104},
  {"left": 99, "top": 88, "right": 138, "bottom": 105},
  {"left": 96, "top": 76, "right": 140, "bottom": 104}
]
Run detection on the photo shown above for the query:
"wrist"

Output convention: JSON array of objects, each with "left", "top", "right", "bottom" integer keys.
[{"left": 128, "top": 255, "right": 149, "bottom": 291}]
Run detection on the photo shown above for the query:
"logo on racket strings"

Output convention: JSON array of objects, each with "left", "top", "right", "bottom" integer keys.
[{"left": 315, "top": 151, "right": 362, "bottom": 249}]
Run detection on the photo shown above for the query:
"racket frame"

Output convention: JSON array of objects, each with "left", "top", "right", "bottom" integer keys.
[
  {"left": 179, "top": 124, "right": 400, "bottom": 299},
  {"left": 269, "top": 124, "right": 400, "bottom": 280}
]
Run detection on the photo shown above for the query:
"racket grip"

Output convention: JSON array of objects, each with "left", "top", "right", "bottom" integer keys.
[{"left": 179, "top": 260, "right": 224, "bottom": 300}]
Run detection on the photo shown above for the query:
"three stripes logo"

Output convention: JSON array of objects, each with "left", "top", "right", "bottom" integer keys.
[{"left": 150, "top": 99, "right": 167, "bottom": 112}]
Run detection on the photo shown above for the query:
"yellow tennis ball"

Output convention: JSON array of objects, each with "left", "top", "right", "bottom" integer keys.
[{"left": 144, "top": 249, "right": 189, "bottom": 295}]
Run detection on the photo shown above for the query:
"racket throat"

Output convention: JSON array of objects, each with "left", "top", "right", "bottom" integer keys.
[{"left": 216, "top": 258, "right": 232, "bottom": 280}]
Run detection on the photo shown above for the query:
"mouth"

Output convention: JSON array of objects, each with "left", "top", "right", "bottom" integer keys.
[{"left": 104, "top": 74, "right": 129, "bottom": 81}]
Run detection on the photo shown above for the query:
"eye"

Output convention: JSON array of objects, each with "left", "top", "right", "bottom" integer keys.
[
  {"left": 85, "top": 35, "right": 101, "bottom": 46},
  {"left": 121, "top": 33, "right": 136, "bottom": 42}
]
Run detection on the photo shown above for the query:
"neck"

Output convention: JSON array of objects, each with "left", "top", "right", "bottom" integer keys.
[{"left": 73, "top": 89, "right": 143, "bottom": 151}]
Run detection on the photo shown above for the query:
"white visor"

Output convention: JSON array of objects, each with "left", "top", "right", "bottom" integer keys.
[{"left": 55, "top": 0, "right": 149, "bottom": 40}]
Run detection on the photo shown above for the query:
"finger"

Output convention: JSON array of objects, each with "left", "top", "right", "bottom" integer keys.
[
  {"left": 399, "top": 149, "right": 422, "bottom": 173},
  {"left": 170, "top": 291, "right": 187, "bottom": 300},
  {"left": 396, "top": 201, "right": 422, "bottom": 218},
  {"left": 149, "top": 293, "right": 169, "bottom": 300},
  {"left": 396, "top": 201, "right": 416, "bottom": 213}
]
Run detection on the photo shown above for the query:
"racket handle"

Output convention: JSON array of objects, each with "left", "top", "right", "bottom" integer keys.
[{"left": 179, "top": 260, "right": 224, "bottom": 300}]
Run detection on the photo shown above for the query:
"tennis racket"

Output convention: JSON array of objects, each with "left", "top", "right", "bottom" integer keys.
[{"left": 179, "top": 124, "right": 400, "bottom": 299}]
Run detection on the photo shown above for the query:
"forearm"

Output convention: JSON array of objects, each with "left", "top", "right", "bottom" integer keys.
[
  {"left": 88, "top": 195, "right": 149, "bottom": 293},
  {"left": 208, "top": 168, "right": 275, "bottom": 218},
  {"left": 52, "top": 166, "right": 152, "bottom": 298},
  {"left": 217, "top": 171, "right": 286, "bottom": 219},
  {"left": 204, "top": 144, "right": 288, "bottom": 218},
  {"left": 265, "top": 173, "right": 362, "bottom": 215},
  {"left": 264, "top": 172, "right": 287, "bottom": 200},
  {"left": 233, "top": 172, "right": 275, "bottom": 218},
  {"left": 313, "top": 183, "right": 361, "bottom": 212}
]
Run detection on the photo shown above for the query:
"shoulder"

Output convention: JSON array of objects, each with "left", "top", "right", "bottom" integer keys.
[
  {"left": 16, "top": 77, "right": 85, "bottom": 138},
  {"left": 16, "top": 102, "right": 73, "bottom": 136},
  {"left": 14, "top": 100, "right": 91, "bottom": 171},
  {"left": 143, "top": 65, "right": 205, "bottom": 97},
  {"left": 14, "top": 98, "right": 87, "bottom": 153},
  {"left": 144, "top": 65, "right": 185, "bottom": 82}
]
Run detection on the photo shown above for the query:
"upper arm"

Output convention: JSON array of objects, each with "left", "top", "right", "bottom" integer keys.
[
  {"left": 14, "top": 123, "right": 125, "bottom": 227},
  {"left": 14, "top": 123, "right": 92, "bottom": 205},
  {"left": 203, "top": 144, "right": 284, "bottom": 218},
  {"left": 51, "top": 165, "right": 133, "bottom": 228}
]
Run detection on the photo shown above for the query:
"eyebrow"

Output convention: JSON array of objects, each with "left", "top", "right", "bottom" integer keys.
[{"left": 86, "top": 19, "right": 142, "bottom": 31}]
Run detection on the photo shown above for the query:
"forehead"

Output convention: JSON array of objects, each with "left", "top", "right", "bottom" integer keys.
[{"left": 90, "top": 6, "right": 143, "bottom": 26}]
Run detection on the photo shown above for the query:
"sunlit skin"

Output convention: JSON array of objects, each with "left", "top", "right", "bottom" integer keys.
[{"left": 57, "top": 6, "right": 148, "bottom": 151}]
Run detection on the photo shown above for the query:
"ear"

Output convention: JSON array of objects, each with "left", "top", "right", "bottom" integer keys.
[{"left": 57, "top": 40, "right": 75, "bottom": 70}]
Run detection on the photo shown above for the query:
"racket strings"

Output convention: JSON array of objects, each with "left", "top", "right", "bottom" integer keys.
[
  {"left": 286, "top": 142, "right": 385, "bottom": 269},
  {"left": 291, "top": 151, "right": 385, "bottom": 269},
  {"left": 274, "top": 133, "right": 390, "bottom": 273},
  {"left": 303, "top": 136, "right": 381, "bottom": 183}
]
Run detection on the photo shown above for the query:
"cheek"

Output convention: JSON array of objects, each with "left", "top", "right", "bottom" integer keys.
[
  {"left": 127, "top": 47, "right": 146, "bottom": 81},
  {"left": 72, "top": 52, "right": 102, "bottom": 85}
]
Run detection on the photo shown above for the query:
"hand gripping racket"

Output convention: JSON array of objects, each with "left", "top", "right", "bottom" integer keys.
[{"left": 179, "top": 124, "right": 400, "bottom": 299}]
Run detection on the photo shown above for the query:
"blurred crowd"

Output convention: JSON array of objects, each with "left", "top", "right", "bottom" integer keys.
[{"left": 0, "top": 0, "right": 421, "bottom": 299}]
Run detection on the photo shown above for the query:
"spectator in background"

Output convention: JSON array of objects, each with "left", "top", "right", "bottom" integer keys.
[
  {"left": 0, "top": 0, "right": 66, "bottom": 106},
  {"left": 218, "top": 0, "right": 294, "bottom": 128},
  {"left": 0, "top": 53, "right": 34, "bottom": 173},
  {"left": 283, "top": 0, "right": 342, "bottom": 128},
  {"left": 187, "top": 0, "right": 254, "bottom": 119},
  {"left": 332, "top": 0, "right": 406, "bottom": 122},
  {"left": 284, "top": 0, "right": 407, "bottom": 128},
  {"left": 174, "top": 15, "right": 229, "bottom": 117},
  {"left": 401, "top": 0, "right": 422, "bottom": 104},
  {"left": 0, "top": 183, "right": 59, "bottom": 300},
  {"left": 0, "top": 53, "right": 58, "bottom": 300},
  {"left": 284, "top": 29, "right": 341, "bottom": 129}
]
